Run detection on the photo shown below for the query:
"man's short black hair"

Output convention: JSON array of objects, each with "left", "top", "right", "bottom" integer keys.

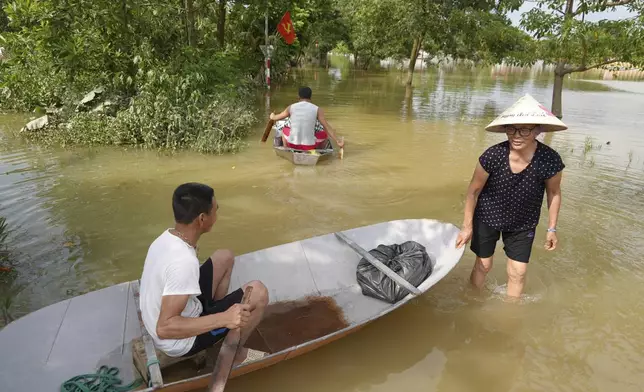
[
  {"left": 298, "top": 86, "right": 312, "bottom": 99},
  {"left": 172, "top": 183, "right": 214, "bottom": 224}
]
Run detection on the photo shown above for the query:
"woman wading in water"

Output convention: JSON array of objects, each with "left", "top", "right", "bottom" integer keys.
[{"left": 456, "top": 94, "right": 567, "bottom": 298}]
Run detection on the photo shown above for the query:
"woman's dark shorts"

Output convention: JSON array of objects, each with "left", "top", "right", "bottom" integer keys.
[{"left": 470, "top": 219, "right": 536, "bottom": 263}]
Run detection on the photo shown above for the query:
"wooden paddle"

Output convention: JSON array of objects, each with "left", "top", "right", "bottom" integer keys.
[
  {"left": 208, "top": 286, "right": 253, "bottom": 392},
  {"left": 260, "top": 118, "right": 275, "bottom": 143}
]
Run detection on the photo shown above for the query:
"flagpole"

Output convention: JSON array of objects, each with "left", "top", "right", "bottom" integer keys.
[{"left": 264, "top": 0, "right": 270, "bottom": 91}]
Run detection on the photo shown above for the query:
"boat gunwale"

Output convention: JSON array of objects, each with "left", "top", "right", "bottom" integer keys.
[
  {"left": 273, "top": 145, "right": 335, "bottom": 165},
  {"left": 271, "top": 133, "right": 336, "bottom": 165},
  {"left": 272, "top": 146, "right": 335, "bottom": 155}
]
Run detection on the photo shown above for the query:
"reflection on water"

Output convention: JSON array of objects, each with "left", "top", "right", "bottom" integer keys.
[{"left": 2, "top": 67, "right": 644, "bottom": 391}]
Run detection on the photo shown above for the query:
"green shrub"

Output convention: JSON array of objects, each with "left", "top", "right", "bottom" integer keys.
[{"left": 19, "top": 67, "right": 257, "bottom": 154}]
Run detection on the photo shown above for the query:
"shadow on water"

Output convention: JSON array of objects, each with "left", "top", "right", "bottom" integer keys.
[{"left": 0, "top": 216, "right": 21, "bottom": 328}]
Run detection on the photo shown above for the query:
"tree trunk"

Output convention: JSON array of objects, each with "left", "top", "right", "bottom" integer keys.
[
  {"left": 217, "top": 0, "right": 226, "bottom": 48},
  {"left": 406, "top": 35, "right": 423, "bottom": 86},
  {"left": 185, "top": 0, "right": 195, "bottom": 47},
  {"left": 122, "top": 0, "right": 128, "bottom": 30},
  {"left": 0, "top": 0, "right": 8, "bottom": 32},
  {"left": 402, "top": 85, "right": 413, "bottom": 121},
  {"left": 551, "top": 62, "right": 567, "bottom": 118}
]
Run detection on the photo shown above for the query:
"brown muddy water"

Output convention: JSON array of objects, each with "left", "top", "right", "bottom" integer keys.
[{"left": 1, "top": 65, "right": 644, "bottom": 391}]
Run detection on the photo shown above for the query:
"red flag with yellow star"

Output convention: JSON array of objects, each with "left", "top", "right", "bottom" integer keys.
[{"left": 277, "top": 11, "right": 296, "bottom": 44}]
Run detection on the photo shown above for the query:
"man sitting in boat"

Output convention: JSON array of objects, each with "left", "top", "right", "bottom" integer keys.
[
  {"left": 139, "top": 182, "right": 269, "bottom": 364},
  {"left": 270, "top": 86, "right": 345, "bottom": 150}
]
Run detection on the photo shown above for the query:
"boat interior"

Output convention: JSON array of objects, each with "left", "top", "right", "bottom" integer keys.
[
  {"left": 272, "top": 135, "right": 334, "bottom": 153},
  {"left": 245, "top": 296, "right": 349, "bottom": 354}
]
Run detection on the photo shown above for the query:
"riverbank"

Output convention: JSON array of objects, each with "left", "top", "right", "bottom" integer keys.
[
  {"left": 1, "top": 53, "right": 263, "bottom": 154},
  {"left": 0, "top": 0, "right": 277, "bottom": 155}
]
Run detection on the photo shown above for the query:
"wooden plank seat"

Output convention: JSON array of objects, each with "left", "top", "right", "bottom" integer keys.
[
  {"left": 131, "top": 280, "right": 221, "bottom": 387},
  {"left": 131, "top": 337, "right": 221, "bottom": 386}
]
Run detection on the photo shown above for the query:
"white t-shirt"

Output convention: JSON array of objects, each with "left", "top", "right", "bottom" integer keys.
[
  {"left": 288, "top": 101, "right": 318, "bottom": 146},
  {"left": 139, "top": 229, "right": 203, "bottom": 357}
]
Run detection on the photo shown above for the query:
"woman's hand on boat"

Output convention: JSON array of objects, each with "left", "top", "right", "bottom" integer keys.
[
  {"left": 455, "top": 227, "right": 472, "bottom": 249},
  {"left": 223, "top": 303, "right": 251, "bottom": 329}
]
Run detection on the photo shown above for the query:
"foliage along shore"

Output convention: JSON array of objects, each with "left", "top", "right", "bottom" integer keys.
[
  {"left": 0, "top": 38, "right": 264, "bottom": 154},
  {"left": 1, "top": 0, "right": 643, "bottom": 153},
  {"left": 0, "top": 0, "right": 288, "bottom": 154}
]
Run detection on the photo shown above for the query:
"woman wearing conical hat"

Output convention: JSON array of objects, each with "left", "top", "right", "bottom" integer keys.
[{"left": 455, "top": 94, "right": 566, "bottom": 299}]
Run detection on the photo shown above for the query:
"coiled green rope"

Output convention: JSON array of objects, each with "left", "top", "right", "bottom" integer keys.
[{"left": 60, "top": 365, "right": 144, "bottom": 392}]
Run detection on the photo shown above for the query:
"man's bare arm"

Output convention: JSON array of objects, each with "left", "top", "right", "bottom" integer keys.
[
  {"left": 269, "top": 106, "right": 290, "bottom": 121},
  {"left": 317, "top": 107, "right": 343, "bottom": 146},
  {"left": 156, "top": 294, "right": 248, "bottom": 340}
]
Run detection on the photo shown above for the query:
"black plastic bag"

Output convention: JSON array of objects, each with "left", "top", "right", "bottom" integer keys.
[{"left": 356, "top": 241, "right": 432, "bottom": 304}]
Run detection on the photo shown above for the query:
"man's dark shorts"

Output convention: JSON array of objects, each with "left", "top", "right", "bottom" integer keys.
[
  {"left": 181, "top": 257, "right": 244, "bottom": 357},
  {"left": 470, "top": 219, "right": 536, "bottom": 263}
]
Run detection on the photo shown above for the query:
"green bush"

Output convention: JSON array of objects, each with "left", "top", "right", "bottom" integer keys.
[
  {"left": 0, "top": 0, "right": 263, "bottom": 155},
  {"left": 18, "top": 66, "right": 258, "bottom": 154}
]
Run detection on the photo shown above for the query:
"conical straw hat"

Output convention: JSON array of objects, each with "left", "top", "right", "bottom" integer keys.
[{"left": 485, "top": 93, "right": 568, "bottom": 132}]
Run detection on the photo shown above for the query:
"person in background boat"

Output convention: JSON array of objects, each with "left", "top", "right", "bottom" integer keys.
[
  {"left": 139, "top": 182, "right": 269, "bottom": 365},
  {"left": 455, "top": 94, "right": 567, "bottom": 299},
  {"left": 269, "top": 86, "right": 345, "bottom": 150}
]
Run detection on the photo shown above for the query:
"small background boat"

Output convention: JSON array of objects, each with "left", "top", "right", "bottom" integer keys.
[{"left": 0, "top": 219, "right": 464, "bottom": 391}]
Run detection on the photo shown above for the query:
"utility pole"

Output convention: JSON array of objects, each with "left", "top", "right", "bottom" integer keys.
[
  {"left": 260, "top": 0, "right": 273, "bottom": 119},
  {"left": 260, "top": 0, "right": 272, "bottom": 90}
]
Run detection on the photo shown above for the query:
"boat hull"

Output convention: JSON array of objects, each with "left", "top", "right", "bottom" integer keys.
[
  {"left": 0, "top": 219, "right": 464, "bottom": 391},
  {"left": 272, "top": 136, "right": 335, "bottom": 166},
  {"left": 150, "top": 323, "right": 368, "bottom": 392}
]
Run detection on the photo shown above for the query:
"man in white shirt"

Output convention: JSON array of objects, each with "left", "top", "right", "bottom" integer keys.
[
  {"left": 139, "top": 182, "right": 269, "bottom": 365},
  {"left": 269, "top": 86, "right": 345, "bottom": 150}
]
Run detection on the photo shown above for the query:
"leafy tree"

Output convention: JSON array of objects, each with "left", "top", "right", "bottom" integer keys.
[
  {"left": 337, "top": 0, "right": 532, "bottom": 84},
  {"left": 225, "top": 0, "right": 349, "bottom": 79},
  {"left": 335, "top": 0, "right": 407, "bottom": 69},
  {"left": 521, "top": 0, "right": 644, "bottom": 118}
]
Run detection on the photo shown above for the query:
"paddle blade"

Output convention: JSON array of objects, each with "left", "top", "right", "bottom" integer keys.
[
  {"left": 208, "top": 286, "right": 254, "bottom": 392},
  {"left": 260, "top": 119, "right": 275, "bottom": 143}
]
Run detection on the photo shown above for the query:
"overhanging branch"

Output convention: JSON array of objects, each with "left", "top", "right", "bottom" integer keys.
[
  {"left": 574, "top": 0, "right": 633, "bottom": 16},
  {"left": 602, "top": 0, "right": 634, "bottom": 7},
  {"left": 569, "top": 59, "right": 620, "bottom": 73}
]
